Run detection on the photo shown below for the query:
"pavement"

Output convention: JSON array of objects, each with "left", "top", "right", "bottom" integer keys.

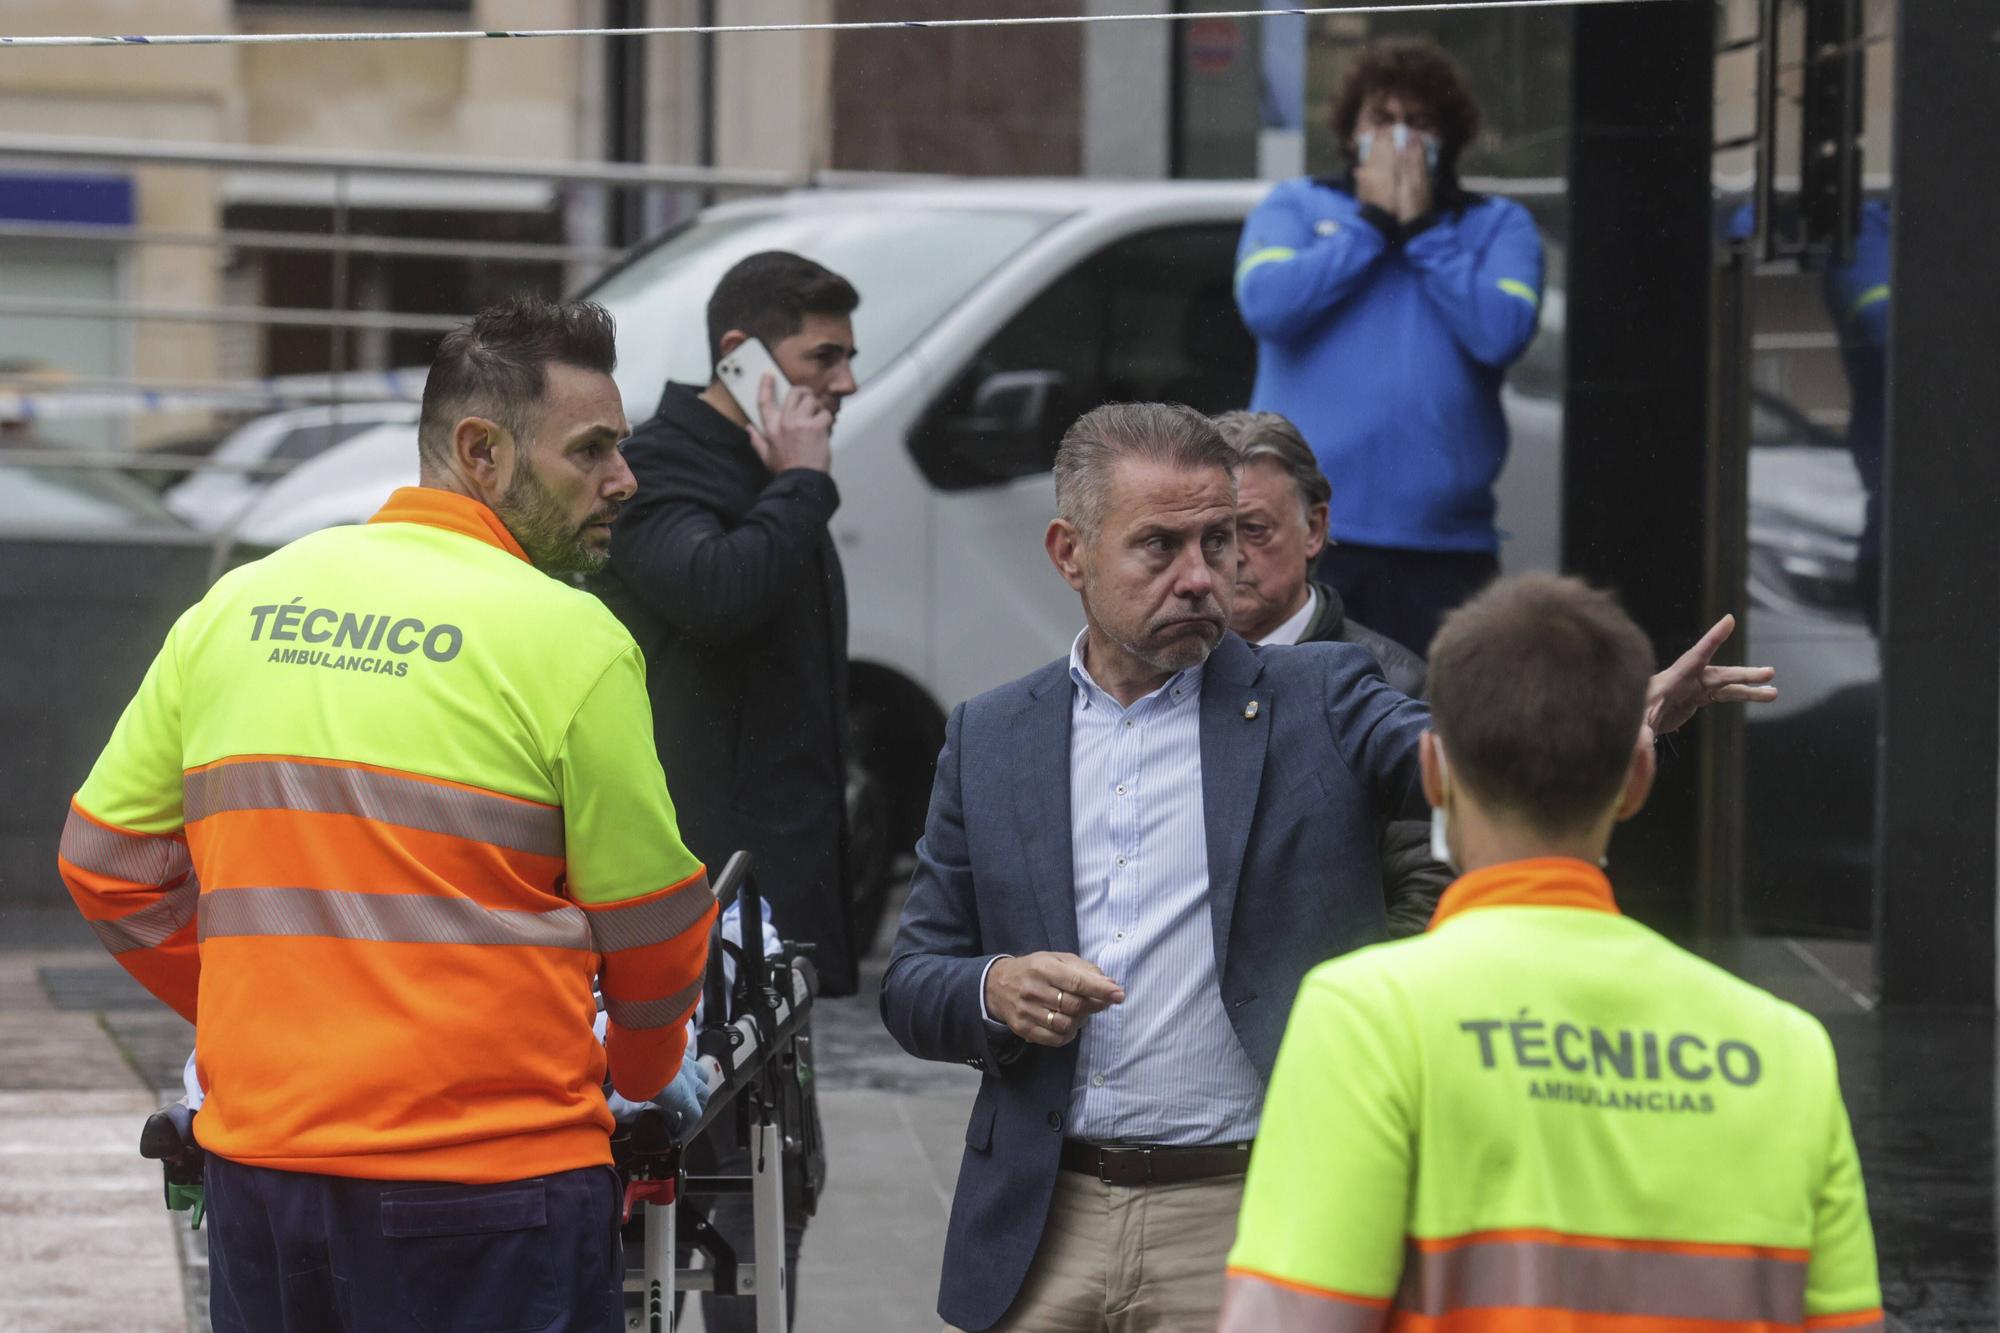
[
  {"left": 4, "top": 906, "right": 1993, "bottom": 1331},
  {"left": 0, "top": 900, "right": 973, "bottom": 1333},
  {"left": 0, "top": 925, "right": 190, "bottom": 1333}
]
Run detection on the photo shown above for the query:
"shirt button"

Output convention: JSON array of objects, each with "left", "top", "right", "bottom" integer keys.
[
  {"left": 1092, "top": 1074, "right": 1106, "bottom": 1088},
  {"left": 1116, "top": 857, "right": 1126, "bottom": 867},
  {"left": 1115, "top": 784, "right": 1127, "bottom": 795},
  {"left": 1124, "top": 719, "right": 1134, "bottom": 729},
  {"left": 1115, "top": 931, "right": 1126, "bottom": 941}
]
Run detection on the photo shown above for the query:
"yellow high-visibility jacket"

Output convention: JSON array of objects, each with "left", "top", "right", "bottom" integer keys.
[
  {"left": 1224, "top": 857, "right": 1882, "bottom": 1333},
  {"left": 59, "top": 487, "right": 715, "bottom": 1183}
]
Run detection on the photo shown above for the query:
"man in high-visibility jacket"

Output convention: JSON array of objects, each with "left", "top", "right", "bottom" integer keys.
[
  {"left": 58, "top": 297, "right": 723, "bottom": 1331},
  {"left": 1223, "top": 573, "right": 1882, "bottom": 1333}
]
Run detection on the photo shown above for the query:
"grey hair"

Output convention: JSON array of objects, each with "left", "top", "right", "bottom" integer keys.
[
  {"left": 1053, "top": 402, "right": 1238, "bottom": 537},
  {"left": 1212, "top": 411, "right": 1332, "bottom": 521}
]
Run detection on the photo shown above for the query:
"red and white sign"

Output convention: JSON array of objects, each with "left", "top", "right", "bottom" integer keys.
[{"left": 1186, "top": 17, "right": 1242, "bottom": 75}]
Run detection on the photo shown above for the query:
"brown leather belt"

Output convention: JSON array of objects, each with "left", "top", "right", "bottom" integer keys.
[{"left": 1059, "top": 1139, "right": 1252, "bottom": 1186}]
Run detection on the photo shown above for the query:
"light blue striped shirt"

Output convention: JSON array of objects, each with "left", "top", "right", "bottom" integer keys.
[{"left": 1064, "top": 632, "right": 1265, "bottom": 1145}]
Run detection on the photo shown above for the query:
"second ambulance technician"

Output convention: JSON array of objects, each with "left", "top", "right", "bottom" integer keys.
[{"left": 1223, "top": 574, "right": 1881, "bottom": 1333}]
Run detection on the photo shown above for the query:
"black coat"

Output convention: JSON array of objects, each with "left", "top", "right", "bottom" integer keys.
[
  {"left": 1296, "top": 580, "right": 1450, "bottom": 936},
  {"left": 594, "top": 384, "right": 858, "bottom": 996}
]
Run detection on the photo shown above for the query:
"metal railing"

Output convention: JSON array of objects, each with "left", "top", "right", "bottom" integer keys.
[
  {"left": 0, "top": 130, "right": 802, "bottom": 190},
  {"left": 0, "top": 132, "right": 933, "bottom": 427},
  {"left": 0, "top": 130, "right": 1583, "bottom": 429}
]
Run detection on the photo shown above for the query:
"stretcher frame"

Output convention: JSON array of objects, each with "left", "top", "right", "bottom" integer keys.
[
  {"left": 138, "top": 848, "right": 817, "bottom": 1333},
  {"left": 614, "top": 849, "right": 818, "bottom": 1333}
]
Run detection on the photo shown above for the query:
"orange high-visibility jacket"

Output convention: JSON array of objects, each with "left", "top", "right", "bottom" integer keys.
[
  {"left": 59, "top": 487, "right": 715, "bottom": 1183},
  {"left": 1224, "top": 858, "right": 1882, "bottom": 1333}
]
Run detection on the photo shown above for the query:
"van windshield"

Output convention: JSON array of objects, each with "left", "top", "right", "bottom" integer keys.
[{"left": 587, "top": 204, "right": 1058, "bottom": 410}]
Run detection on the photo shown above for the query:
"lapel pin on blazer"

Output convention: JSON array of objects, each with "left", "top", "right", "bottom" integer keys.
[{"left": 1243, "top": 700, "right": 1260, "bottom": 721}]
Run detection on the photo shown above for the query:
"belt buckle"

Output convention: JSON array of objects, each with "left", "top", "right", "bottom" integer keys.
[{"left": 1097, "top": 1145, "right": 1152, "bottom": 1186}]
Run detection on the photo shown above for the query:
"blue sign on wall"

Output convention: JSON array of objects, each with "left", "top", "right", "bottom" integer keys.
[{"left": 0, "top": 172, "right": 135, "bottom": 227}]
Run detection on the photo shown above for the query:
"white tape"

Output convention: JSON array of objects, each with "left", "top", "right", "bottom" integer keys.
[
  {"left": 1, "top": 1, "right": 1661, "bottom": 50},
  {"left": 0, "top": 371, "right": 425, "bottom": 421}
]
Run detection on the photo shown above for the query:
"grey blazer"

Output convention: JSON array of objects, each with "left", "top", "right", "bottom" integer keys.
[{"left": 878, "top": 632, "right": 1430, "bottom": 1331}]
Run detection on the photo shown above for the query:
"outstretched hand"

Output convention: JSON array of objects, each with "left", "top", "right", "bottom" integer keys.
[{"left": 1644, "top": 613, "right": 1777, "bottom": 736}]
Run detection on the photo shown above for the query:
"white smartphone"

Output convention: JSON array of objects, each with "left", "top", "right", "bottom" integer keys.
[{"left": 715, "top": 339, "right": 794, "bottom": 429}]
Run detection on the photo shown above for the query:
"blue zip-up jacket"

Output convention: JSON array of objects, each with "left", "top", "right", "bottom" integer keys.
[
  {"left": 1727, "top": 197, "right": 1889, "bottom": 557},
  {"left": 1822, "top": 199, "right": 1890, "bottom": 561},
  {"left": 1235, "top": 176, "right": 1544, "bottom": 553}
]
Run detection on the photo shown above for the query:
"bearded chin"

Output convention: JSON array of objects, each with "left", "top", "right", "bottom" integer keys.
[
  {"left": 497, "top": 465, "right": 600, "bottom": 576},
  {"left": 517, "top": 525, "right": 603, "bottom": 576}
]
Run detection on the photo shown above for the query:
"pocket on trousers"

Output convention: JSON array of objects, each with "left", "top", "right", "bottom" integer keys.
[{"left": 380, "top": 1181, "right": 560, "bottom": 1333}]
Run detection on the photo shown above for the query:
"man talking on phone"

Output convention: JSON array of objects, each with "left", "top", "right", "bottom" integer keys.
[{"left": 593, "top": 249, "right": 860, "bottom": 1330}]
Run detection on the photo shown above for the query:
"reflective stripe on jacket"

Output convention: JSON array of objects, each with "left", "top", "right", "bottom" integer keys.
[
  {"left": 1222, "top": 858, "right": 1882, "bottom": 1332},
  {"left": 59, "top": 487, "right": 714, "bottom": 1183}
]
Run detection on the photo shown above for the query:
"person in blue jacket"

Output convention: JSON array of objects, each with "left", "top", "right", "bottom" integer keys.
[
  {"left": 1234, "top": 36, "right": 1543, "bottom": 655},
  {"left": 1822, "top": 199, "right": 1889, "bottom": 632},
  {"left": 1725, "top": 197, "right": 1890, "bottom": 632}
]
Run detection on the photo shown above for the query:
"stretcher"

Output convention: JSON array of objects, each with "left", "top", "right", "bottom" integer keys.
[
  {"left": 613, "top": 850, "right": 821, "bottom": 1332},
  {"left": 138, "top": 848, "right": 820, "bottom": 1333}
]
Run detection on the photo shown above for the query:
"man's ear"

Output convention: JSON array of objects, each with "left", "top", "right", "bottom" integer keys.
[
  {"left": 452, "top": 416, "right": 508, "bottom": 492},
  {"left": 1420, "top": 730, "right": 1445, "bottom": 810},
  {"left": 1614, "top": 732, "right": 1657, "bottom": 823},
  {"left": 1303, "top": 501, "right": 1330, "bottom": 560},
  {"left": 1045, "top": 518, "right": 1087, "bottom": 593},
  {"left": 712, "top": 330, "right": 749, "bottom": 372}
]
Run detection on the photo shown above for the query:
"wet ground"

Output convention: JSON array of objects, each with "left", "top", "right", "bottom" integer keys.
[{"left": 6, "top": 906, "right": 1995, "bottom": 1330}]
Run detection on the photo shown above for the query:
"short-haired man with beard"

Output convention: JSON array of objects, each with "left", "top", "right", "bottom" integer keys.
[
  {"left": 59, "top": 297, "right": 715, "bottom": 1331},
  {"left": 881, "top": 403, "right": 1774, "bottom": 1332}
]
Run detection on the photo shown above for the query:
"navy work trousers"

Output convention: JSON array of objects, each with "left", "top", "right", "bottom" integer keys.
[{"left": 204, "top": 1154, "right": 623, "bottom": 1333}]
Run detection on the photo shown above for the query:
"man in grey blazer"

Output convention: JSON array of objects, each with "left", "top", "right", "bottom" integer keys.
[{"left": 879, "top": 403, "right": 1772, "bottom": 1332}]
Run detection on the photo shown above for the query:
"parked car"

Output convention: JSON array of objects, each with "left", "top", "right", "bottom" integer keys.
[
  {"left": 164, "top": 400, "right": 418, "bottom": 532},
  {"left": 0, "top": 457, "right": 190, "bottom": 536}
]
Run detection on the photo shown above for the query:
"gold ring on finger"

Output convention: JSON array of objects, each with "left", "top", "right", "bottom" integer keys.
[
  {"left": 1055, "top": 989, "right": 1066, "bottom": 1012},
  {"left": 1046, "top": 1010, "right": 1058, "bottom": 1028}
]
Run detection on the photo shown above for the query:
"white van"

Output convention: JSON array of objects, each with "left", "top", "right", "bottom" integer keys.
[{"left": 229, "top": 180, "right": 1567, "bottom": 929}]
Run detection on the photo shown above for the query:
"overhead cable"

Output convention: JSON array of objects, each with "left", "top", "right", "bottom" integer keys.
[{"left": 1, "top": 1, "right": 1665, "bottom": 51}]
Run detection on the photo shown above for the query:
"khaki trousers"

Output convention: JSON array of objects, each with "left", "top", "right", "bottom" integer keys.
[{"left": 951, "top": 1167, "right": 1244, "bottom": 1333}]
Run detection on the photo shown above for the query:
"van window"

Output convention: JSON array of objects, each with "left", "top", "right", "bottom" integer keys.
[
  {"left": 587, "top": 207, "right": 1055, "bottom": 410},
  {"left": 910, "top": 224, "right": 1256, "bottom": 490}
]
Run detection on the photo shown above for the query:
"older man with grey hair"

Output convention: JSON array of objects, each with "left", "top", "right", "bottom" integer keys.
[
  {"left": 880, "top": 402, "right": 1773, "bottom": 1333},
  {"left": 1217, "top": 408, "right": 1447, "bottom": 935},
  {"left": 1217, "top": 411, "right": 1426, "bottom": 677}
]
